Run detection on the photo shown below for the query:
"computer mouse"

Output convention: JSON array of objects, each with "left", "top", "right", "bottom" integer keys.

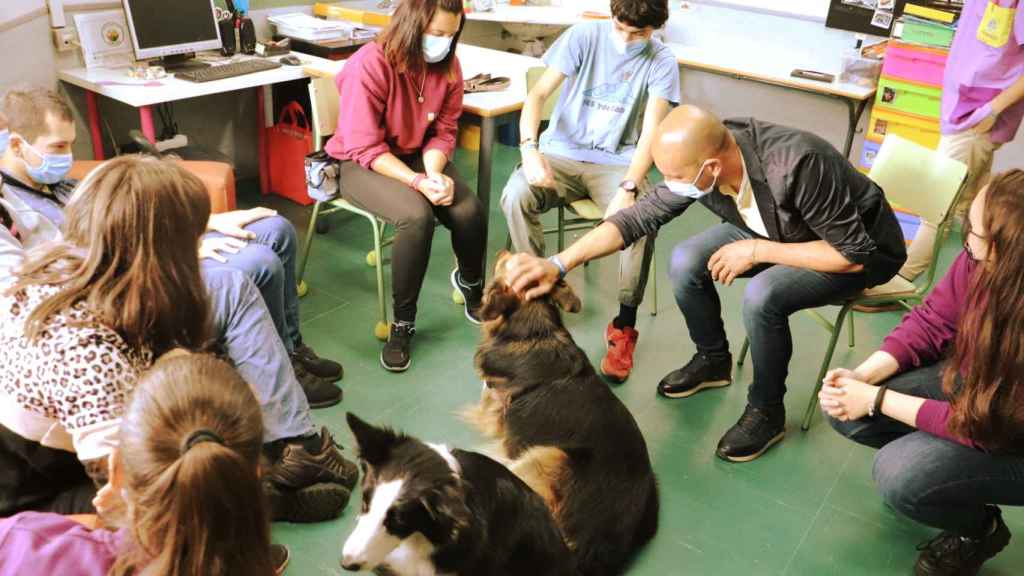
[{"left": 280, "top": 55, "right": 302, "bottom": 66}]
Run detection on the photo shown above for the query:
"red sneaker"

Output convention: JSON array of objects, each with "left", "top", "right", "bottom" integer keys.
[{"left": 601, "top": 322, "right": 639, "bottom": 383}]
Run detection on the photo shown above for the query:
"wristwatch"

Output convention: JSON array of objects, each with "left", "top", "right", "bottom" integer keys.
[
  {"left": 619, "top": 179, "right": 638, "bottom": 194},
  {"left": 520, "top": 138, "right": 538, "bottom": 153}
]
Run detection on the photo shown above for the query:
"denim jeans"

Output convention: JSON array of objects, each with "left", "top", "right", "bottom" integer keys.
[
  {"left": 829, "top": 362, "right": 1024, "bottom": 538},
  {"left": 201, "top": 215, "right": 301, "bottom": 353},
  {"left": 668, "top": 222, "right": 867, "bottom": 408},
  {"left": 202, "top": 267, "right": 315, "bottom": 443}
]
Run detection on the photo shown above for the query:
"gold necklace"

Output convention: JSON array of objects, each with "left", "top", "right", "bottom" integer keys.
[{"left": 415, "top": 68, "right": 426, "bottom": 104}]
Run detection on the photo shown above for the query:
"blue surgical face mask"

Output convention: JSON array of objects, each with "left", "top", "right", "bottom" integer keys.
[
  {"left": 610, "top": 29, "right": 649, "bottom": 57},
  {"left": 665, "top": 161, "right": 717, "bottom": 199},
  {"left": 0, "top": 130, "right": 9, "bottom": 155},
  {"left": 19, "top": 139, "right": 73, "bottom": 185},
  {"left": 423, "top": 34, "right": 453, "bottom": 64}
]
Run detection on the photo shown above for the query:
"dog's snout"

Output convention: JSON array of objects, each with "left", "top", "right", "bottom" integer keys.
[{"left": 340, "top": 556, "right": 362, "bottom": 572}]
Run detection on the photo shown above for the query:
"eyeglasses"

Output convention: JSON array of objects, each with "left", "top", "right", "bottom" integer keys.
[{"left": 963, "top": 217, "right": 987, "bottom": 261}]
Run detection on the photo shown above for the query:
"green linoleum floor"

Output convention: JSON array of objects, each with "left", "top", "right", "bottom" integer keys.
[{"left": 242, "top": 143, "right": 1024, "bottom": 576}]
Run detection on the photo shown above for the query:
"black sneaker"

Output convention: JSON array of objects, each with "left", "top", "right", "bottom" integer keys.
[
  {"left": 271, "top": 543, "right": 290, "bottom": 576},
  {"left": 450, "top": 269, "right": 483, "bottom": 325},
  {"left": 292, "top": 342, "right": 343, "bottom": 382},
  {"left": 914, "top": 506, "right": 1011, "bottom": 576},
  {"left": 715, "top": 404, "right": 785, "bottom": 462},
  {"left": 381, "top": 322, "right": 415, "bottom": 372},
  {"left": 294, "top": 363, "right": 342, "bottom": 409},
  {"left": 265, "top": 480, "right": 351, "bottom": 523},
  {"left": 264, "top": 427, "right": 359, "bottom": 491},
  {"left": 657, "top": 353, "right": 733, "bottom": 398}
]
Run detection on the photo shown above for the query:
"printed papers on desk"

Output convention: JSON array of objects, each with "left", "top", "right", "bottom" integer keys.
[{"left": 268, "top": 13, "right": 377, "bottom": 42}]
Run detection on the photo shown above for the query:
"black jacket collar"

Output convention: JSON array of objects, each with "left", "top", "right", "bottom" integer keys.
[{"left": 729, "top": 122, "right": 780, "bottom": 240}]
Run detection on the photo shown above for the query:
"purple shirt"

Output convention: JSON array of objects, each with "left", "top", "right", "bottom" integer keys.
[
  {"left": 880, "top": 252, "right": 979, "bottom": 446},
  {"left": 0, "top": 512, "right": 123, "bottom": 576},
  {"left": 942, "top": 0, "right": 1024, "bottom": 143}
]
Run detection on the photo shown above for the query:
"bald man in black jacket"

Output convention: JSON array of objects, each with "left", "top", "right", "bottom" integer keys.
[{"left": 505, "top": 106, "right": 906, "bottom": 463}]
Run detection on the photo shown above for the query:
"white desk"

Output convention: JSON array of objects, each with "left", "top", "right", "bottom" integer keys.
[
  {"left": 304, "top": 44, "right": 543, "bottom": 223},
  {"left": 668, "top": 43, "right": 877, "bottom": 158},
  {"left": 58, "top": 53, "right": 335, "bottom": 194}
]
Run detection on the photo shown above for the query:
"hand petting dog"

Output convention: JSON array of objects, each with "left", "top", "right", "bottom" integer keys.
[{"left": 503, "top": 253, "right": 561, "bottom": 301}]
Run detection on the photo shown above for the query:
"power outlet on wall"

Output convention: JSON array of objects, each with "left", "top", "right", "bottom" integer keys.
[{"left": 52, "top": 28, "right": 78, "bottom": 52}]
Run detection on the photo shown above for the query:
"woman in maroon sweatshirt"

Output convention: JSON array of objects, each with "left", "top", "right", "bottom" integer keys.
[
  {"left": 821, "top": 169, "right": 1024, "bottom": 576},
  {"left": 325, "top": 0, "right": 485, "bottom": 372}
]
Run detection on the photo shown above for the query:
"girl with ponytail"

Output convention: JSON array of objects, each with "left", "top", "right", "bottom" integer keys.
[{"left": 0, "top": 353, "right": 288, "bottom": 576}]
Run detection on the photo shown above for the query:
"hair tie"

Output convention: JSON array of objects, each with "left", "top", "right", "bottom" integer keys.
[{"left": 181, "top": 429, "right": 224, "bottom": 453}]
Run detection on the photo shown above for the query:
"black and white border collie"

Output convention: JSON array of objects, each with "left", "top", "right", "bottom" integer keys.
[
  {"left": 340, "top": 413, "right": 574, "bottom": 576},
  {"left": 463, "top": 251, "right": 660, "bottom": 576}
]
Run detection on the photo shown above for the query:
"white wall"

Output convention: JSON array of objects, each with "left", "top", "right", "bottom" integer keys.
[{"left": 2, "top": 1, "right": 1021, "bottom": 181}]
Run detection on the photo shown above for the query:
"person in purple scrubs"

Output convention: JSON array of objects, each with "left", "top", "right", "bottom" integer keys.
[
  {"left": 0, "top": 354, "right": 287, "bottom": 576},
  {"left": 821, "top": 170, "right": 1024, "bottom": 576},
  {"left": 901, "top": 0, "right": 1024, "bottom": 280}
]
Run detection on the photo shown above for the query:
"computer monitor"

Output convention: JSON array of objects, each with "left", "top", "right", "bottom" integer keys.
[{"left": 122, "top": 0, "right": 222, "bottom": 70}]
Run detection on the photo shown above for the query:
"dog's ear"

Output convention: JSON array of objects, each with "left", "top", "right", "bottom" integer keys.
[
  {"left": 551, "top": 280, "right": 581, "bottom": 313},
  {"left": 421, "top": 482, "right": 472, "bottom": 543},
  {"left": 480, "top": 280, "right": 521, "bottom": 321},
  {"left": 346, "top": 412, "right": 399, "bottom": 466}
]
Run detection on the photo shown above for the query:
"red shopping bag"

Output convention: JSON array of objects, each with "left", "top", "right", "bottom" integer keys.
[{"left": 267, "top": 101, "right": 314, "bottom": 206}]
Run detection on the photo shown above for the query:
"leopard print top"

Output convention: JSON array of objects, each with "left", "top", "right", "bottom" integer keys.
[{"left": 0, "top": 283, "right": 153, "bottom": 460}]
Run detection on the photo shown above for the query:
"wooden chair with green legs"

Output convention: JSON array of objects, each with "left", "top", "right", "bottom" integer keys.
[
  {"left": 513, "top": 66, "right": 658, "bottom": 315},
  {"left": 295, "top": 76, "right": 463, "bottom": 342},
  {"left": 736, "top": 134, "right": 969, "bottom": 431}
]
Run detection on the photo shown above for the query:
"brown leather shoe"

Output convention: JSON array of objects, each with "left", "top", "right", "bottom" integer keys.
[{"left": 265, "top": 426, "right": 359, "bottom": 490}]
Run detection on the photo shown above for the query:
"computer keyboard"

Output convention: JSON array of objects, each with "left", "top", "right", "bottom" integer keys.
[{"left": 176, "top": 59, "right": 284, "bottom": 83}]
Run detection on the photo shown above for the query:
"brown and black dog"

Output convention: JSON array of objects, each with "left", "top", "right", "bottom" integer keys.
[{"left": 462, "top": 251, "right": 659, "bottom": 576}]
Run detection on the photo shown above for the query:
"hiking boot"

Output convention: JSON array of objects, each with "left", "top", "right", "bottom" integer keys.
[
  {"left": 914, "top": 506, "right": 1011, "bottom": 576},
  {"left": 265, "top": 481, "right": 351, "bottom": 523},
  {"left": 600, "top": 321, "right": 639, "bottom": 383},
  {"left": 271, "top": 544, "right": 290, "bottom": 576},
  {"left": 294, "top": 363, "right": 342, "bottom": 409},
  {"left": 292, "top": 342, "right": 343, "bottom": 382},
  {"left": 716, "top": 404, "right": 786, "bottom": 463},
  {"left": 265, "top": 427, "right": 359, "bottom": 490},
  {"left": 657, "top": 352, "right": 733, "bottom": 398},
  {"left": 451, "top": 269, "right": 483, "bottom": 324},
  {"left": 381, "top": 322, "right": 415, "bottom": 372}
]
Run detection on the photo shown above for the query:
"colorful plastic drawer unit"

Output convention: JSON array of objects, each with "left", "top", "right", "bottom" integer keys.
[
  {"left": 876, "top": 76, "right": 943, "bottom": 119},
  {"left": 867, "top": 109, "right": 941, "bottom": 149},
  {"left": 882, "top": 41, "right": 948, "bottom": 87}
]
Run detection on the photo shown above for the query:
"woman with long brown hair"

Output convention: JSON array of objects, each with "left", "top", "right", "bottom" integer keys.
[
  {"left": 324, "top": 0, "right": 486, "bottom": 372},
  {"left": 0, "top": 353, "right": 287, "bottom": 576},
  {"left": 0, "top": 155, "right": 211, "bottom": 516},
  {"left": 820, "top": 169, "right": 1024, "bottom": 576}
]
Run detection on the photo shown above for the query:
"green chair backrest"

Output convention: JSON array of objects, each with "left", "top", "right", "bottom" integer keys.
[
  {"left": 868, "top": 134, "right": 967, "bottom": 228},
  {"left": 527, "top": 66, "right": 562, "bottom": 122},
  {"left": 868, "top": 134, "right": 969, "bottom": 291}
]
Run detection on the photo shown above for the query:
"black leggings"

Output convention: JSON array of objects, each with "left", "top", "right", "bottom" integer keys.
[
  {"left": 0, "top": 422, "right": 96, "bottom": 516},
  {"left": 339, "top": 158, "right": 486, "bottom": 323}
]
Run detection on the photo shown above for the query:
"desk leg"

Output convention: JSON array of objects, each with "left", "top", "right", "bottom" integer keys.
[
  {"left": 85, "top": 91, "right": 105, "bottom": 161},
  {"left": 139, "top": 106, "right": 157, "bottom": 143},
  {"left": 257, "top": 86, "right": 270, "bottom": 196},
  {"left": 842, "top": 98, "right": 869, "bottom": 160},
  {"left": 477, "top": 116, "right": 496, "bottom": 277}
]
